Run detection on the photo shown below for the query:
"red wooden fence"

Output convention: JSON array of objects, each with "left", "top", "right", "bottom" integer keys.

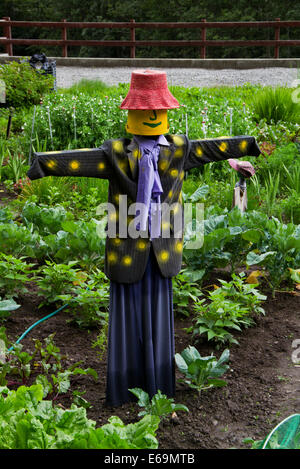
[{"left": 1, "top": 17, "right": 300, "bottom": 59}]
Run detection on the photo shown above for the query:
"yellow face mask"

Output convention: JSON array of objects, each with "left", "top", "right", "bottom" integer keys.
[{"left": 126, "top": 109, "right": 169, "bottom": 136}]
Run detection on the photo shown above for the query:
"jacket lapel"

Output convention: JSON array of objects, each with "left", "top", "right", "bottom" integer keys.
[{"left": 126, "top": 139, "right": 140, "bottom": 181}]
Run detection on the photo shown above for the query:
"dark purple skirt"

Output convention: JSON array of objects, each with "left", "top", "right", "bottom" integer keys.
[{"left": 106, "top": 246, "right": 175, "bottom": 407}]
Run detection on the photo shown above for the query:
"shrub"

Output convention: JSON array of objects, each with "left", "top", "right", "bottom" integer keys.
[{"left": 0, "top": 60, "right": 54, "bottom": 109}]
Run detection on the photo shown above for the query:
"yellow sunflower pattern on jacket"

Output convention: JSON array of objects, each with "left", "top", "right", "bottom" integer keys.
[{"left": 27, "top": 134, "right": 261, "bottom": 283}]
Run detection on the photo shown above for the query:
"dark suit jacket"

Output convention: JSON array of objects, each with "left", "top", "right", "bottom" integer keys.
[{"left": 27, "top": 134, "right": 261, "bottom": 283}]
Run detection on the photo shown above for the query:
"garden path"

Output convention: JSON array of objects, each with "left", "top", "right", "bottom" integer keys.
[{"left": 56, "top": 66, "right": 299, "bottom": 89}]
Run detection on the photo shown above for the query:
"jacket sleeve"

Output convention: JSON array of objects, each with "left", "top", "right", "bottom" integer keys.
[
  {"left": 27, "top": 147, "right": 113, "bottom": 180},
  {"left": 183, "top": 136, "right": 261, "bottom": 171}
]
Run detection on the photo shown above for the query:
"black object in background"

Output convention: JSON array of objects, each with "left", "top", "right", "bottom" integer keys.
[{"left": 29, "top": 53, "right": 56, "bottom": 91}]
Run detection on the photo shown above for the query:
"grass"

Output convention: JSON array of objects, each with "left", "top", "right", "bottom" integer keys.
[
  {"left": 251, "top": 86, "right": 300, "bottom": 125},
  {"left": 60, "top": 79, "right": 114, "bottom": 97}
]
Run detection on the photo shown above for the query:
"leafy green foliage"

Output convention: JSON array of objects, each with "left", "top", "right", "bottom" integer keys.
[
  {"left": 214, "top": 272, "right": 267, "bottom": 315},
  {"left": 192, "top": 273, "right": 266, "bottom": 345},
  {"left": 129, "top": 388, "right": 189, "bottom": 420},
  {"left": 21, "top": 201, "right": 73, "bottom": 236},
  {"left": 43, "top": 219, "right": 105, "bottom": 266},
  {"left": 57, "top": 281, "right": 109, "bottom": 328},
  {"left": 36, "top": 260, "right": 80, "bottom": 305},
  {"left": 183, "top": 205, "right": 300, "bottom": 293},
  {"left": 246, "top": 215, "right": 300, "bottom": 295},
  {"left": 175, "top": 346, "right": 230, "bottom": 393},
  {"left": 0, "top": 384, "right": 159, "bottom": 449},
  {"left": 2, "top": 149, "right": 29, "bottom": 184},
  {"left": 0, "top": 332, "right": 97, "bottom": 402},
  {"left": 24, "top": 92, "right": 126, "bottom": 151},
  {"left": 0, "top": 222, "right": 44, "bottom": 258},
  {"left": 172, "top": 271, "right": 200, "bottom": 317},
  {"left": 0, "top": 254, "right": 35, "bottom": 299},
  {"left": 183, "top": 207, "right": 264, "bottom": 282}
]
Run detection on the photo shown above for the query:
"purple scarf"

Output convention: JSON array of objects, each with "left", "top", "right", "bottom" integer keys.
[{"left": 134, "top": 135, "right": 169, "bottom": 239}]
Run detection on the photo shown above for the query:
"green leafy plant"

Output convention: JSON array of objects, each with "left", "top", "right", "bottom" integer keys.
[
  {"left": 172, "top": 271, "right": 200, "bottom": 317},
  {"left": 0, "top": 139, "right": 7, "bottom": 181},
  {"left": 0, "top": 221, "right": 44, "bottom": 258},
  {"left": 182, "top": 207, "right": 264, "bottom": 282},
  {"left": 0, "top": 254, "right": 35, "bottom": 299},
  {"left": 246, "top": 217, "right": 300, "bottom": 296},
  {"left": 36, "top": 260, "right": 81, "bottom": 305},
  {"left": 32, "top": 333, "right": 97, "bottom": 400},
  {"left": 3, "top": 148, "right": 28, "bottom": 184},
  {"left": 21, "top": 201, "right": 73, "bottom": 236},
  {"left": 58, "top": 286, "right": 109, "bottom": 329},
  {"left": 213, "top": 272, "right": 267, "bottom": 316},
  {"left": 129, "top": 388, "right": 189, "bottom": 420},
  {"left": 42, "top": 219, "right": 105, "bottom": 267},
  {"left": 0, "top": 332, "right": 97, "bottom": 402},
  {"left": 175, "top": 346, "right": 230, "bottom": 393},
  {"left": 0, "top": 343, "right": 33, "bottom": 386},
  {"left": 288, "top": 268, "right": 300, "bottom": 288},
  {"left": 57, "top": 269, "right": 109, "bottom": 328},
  {"left": 191, "top": 273, "right": 266, "bottom": 345},
  {"left": 0, "top": 384, "right": 160, "bottom": 449}
]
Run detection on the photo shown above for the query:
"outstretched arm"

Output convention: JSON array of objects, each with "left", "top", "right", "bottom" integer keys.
[
  {"left": 183, "top": 136, "right": 261, "bottom": 171},
  {"left": 27, "top": 147, "right": 113, "bottom": 180}
]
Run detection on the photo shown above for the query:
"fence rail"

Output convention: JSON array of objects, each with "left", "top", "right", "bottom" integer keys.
[{"left": 1, "top": 17, "right": 300, "bottom": 59}]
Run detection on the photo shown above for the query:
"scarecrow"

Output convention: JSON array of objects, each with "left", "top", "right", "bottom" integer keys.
[{"left": 28, "top": 70, "right": 261, "bottom": 407}]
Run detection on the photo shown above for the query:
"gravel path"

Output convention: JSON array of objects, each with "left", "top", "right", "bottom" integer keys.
[{"left": 56, "top": 66, "right": 299, "bottom": 89}]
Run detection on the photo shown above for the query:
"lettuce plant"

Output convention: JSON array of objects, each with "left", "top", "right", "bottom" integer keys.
[{"left": 0, "top": 384, "right": 160, "bottom": 449}]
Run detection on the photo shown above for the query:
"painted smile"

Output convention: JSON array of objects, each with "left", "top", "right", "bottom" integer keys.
[
  {"left": 143, "top": 110, "right": 162, "bottom": 128},
  {"left": 142, "top": 121, "right": 162, "bottom": 128}
]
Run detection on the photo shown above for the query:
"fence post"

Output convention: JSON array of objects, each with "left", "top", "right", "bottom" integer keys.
[
  {"left": 201, "top": 19, "right": 206, "bottom": 59},
  {"left": 62, "top": 19, "right": 67, "bottom": 57},
  {"left": 274, "top": 17, "right": 280, "bottom": 59},
  {"left": 130, "top": 19, "right": 135, "bottom": 58},
  {"left": 3, "top": 17, "right": 13, "bottom": 56}
]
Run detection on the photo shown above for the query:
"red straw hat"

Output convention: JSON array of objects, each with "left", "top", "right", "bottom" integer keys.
[{"left": 120, "top": 69, "right": 180, "bottom": 110}]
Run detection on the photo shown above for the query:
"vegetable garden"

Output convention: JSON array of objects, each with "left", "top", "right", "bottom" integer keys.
[{"left": 0, "top": 61, "right": 299, "bottom": 449}]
